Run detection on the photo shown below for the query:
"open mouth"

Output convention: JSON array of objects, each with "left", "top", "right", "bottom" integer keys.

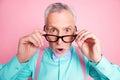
[
  {"left": 58, "top": 48, "right": 63, "bottom": 51},
  {"left": 56, "top": 48, "right": 65, "bottom": 53}
]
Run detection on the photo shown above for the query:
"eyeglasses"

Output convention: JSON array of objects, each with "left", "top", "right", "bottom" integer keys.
[{"left": 43, "top": 34, "right": 77, "bottom": 43}]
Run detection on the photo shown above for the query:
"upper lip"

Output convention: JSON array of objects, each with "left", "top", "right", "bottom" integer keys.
[
  {"left": 56, "top": 47, "right": 65, "bottom": 50},
  {"left": 57, "top": 48, "right": 63, "bottom": 49}
]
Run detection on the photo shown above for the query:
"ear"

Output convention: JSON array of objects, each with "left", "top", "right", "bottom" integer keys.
[
  {"left": 43, "top": 25, "right": 46, "bottom": 31},
  {"left": 75, "top": 26, "right": 77, "bottom": 31}
]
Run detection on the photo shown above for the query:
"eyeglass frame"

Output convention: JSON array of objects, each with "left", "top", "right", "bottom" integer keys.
[{"left": 43, "top": 34, "right": 77, "bottom": 43}]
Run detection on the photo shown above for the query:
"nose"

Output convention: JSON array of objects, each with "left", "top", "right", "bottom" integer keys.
[{"left": 57, "top": 37, "right": 64, "bottom": 44}]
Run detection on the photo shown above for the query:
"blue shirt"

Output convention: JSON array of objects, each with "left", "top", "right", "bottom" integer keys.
[{"left": 0, "top": 46, "right": 120, "bottom": 80}]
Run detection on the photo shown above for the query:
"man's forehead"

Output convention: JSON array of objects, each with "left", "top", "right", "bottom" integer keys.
[
  {"left": 46, "top": 25, "right": 75, "bottom": 29},
  {"left": 46, "top": 10, "right": 75, "bottom": 23},
  {"left": 45, "top": 10, "right": 76, "bottom": 30}
]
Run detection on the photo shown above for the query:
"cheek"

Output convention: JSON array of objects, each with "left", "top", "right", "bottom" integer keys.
[
  {"left": 49, "top": 43, "right": 56, "bottom": 50},
  {"left": 49, "top": 42, "right": 55, "bottom": 48}
]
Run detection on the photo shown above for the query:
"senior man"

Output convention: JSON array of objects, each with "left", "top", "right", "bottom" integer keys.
[{"left": 0, "top": 2, "right": 120, "bottom": 80}]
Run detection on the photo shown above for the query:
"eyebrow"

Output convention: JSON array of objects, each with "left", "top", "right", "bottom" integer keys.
[
  {"left": 46, "top": 26, "right": 57, "bottom": 30},
  {"left": 47, "top": 25, "right": 73, "bottom": 29},
  {"left": 62, "top": 26, "right": 73, "bottom": 29}
]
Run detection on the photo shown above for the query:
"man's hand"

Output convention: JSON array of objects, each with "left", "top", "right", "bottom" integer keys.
[
  {"left": 17, "top": 30, "right": 46, "bottom": 63},
  {"left": 75, "top": 29, "right": 102, "bottom": 62}
]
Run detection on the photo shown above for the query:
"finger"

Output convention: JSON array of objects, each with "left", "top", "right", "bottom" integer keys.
[
  {"left": 75, "top": 30, "right": 87, "bottom": 39},
  {"left": 33, "top": 30, "right": 46, "bottom": 46},
  {"left": 76, "top": 30, "right": 90, "bottom": 41},
  {"left": 79, "top": 31, "right": 91, "bottom": 41},
  {"left": 33, "top": 29, "right": 46, "bottom": 35},
  {"left": 36, "top": 32, "right": 44, "bottom": 46},
  {"left": 26, "top": 36, "right": 39, "bottom": 47},
  {"left": 38, "top": 30, "right": 46, "bottom": 35},
  {"left": 80, "top": 33, "right": 96, "bottom": 43},
  {"left": 32, "top": 34, "right": 41, "bottom": 47},
  {"left": 75, "top": 29, "right": 87, "bottom": 34},
  {"left": 75, "top": 30, "right": 91, "bottom": 48}
]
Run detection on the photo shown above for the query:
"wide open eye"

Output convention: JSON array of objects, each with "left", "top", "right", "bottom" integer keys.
[
  {"left": 65, "top": 28, "right": 71, "bottom": 33},
  {"left": 51, "top": 28, "right": 56, "bottom": 32},
  {"left": 48, "top": 27, "right": 58, "bottom": 34}
]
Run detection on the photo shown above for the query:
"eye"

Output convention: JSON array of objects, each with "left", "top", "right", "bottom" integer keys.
[
  {"left": 50, "top": 28, "right": 57, "bottom": 33},
  {"left": 65, "top": 28, "right": 71, "bottom": 32}
]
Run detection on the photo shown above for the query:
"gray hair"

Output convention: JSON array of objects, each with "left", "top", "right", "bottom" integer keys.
[{"left": 44, "top": 2, "right": 76, "bottom": 23}]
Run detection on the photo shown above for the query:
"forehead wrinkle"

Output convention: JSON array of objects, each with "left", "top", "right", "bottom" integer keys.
[{"left": 48, "top": 24, "right": 73, "bottom": 29}]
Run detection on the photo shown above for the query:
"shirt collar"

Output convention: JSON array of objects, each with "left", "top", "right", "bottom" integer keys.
[{"left": 52, "top": 50, "right": 71, "bottom": 62}]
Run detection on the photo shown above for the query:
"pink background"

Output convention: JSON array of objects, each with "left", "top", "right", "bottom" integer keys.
[{"left": 0, "top": 0, "right": 120, "bottom": 79}]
